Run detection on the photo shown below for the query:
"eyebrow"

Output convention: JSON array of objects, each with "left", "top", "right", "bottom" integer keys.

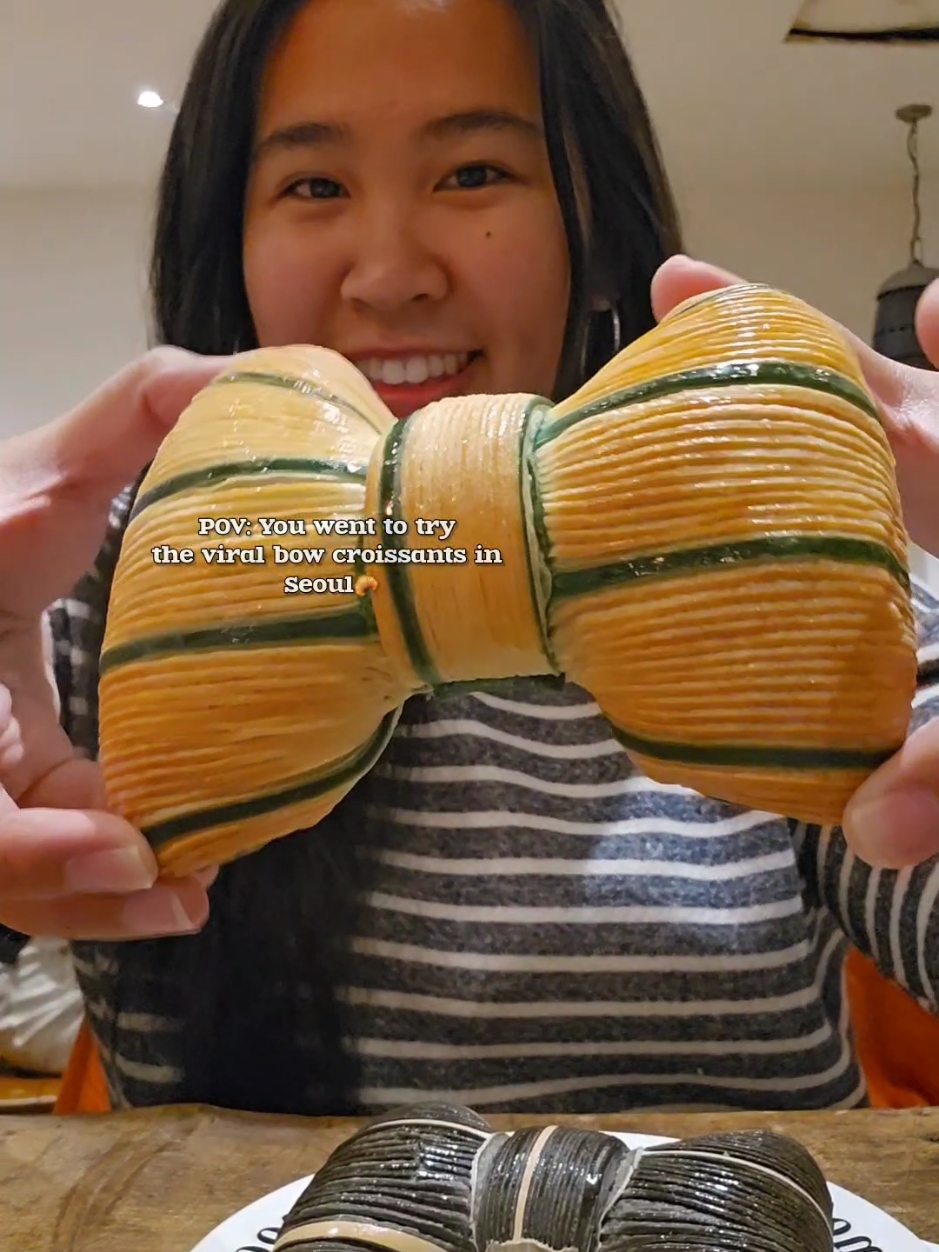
[
  {"left": 423, "top": 109, "right": 543, "bottom": 142},
  {"left": 252, "top": 109, "right": 544, "bottom": 164}
]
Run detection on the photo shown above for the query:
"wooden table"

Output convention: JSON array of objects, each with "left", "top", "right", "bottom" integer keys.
[{"left": 1, "top": 1106, "right": 937, "bottom": 1251}]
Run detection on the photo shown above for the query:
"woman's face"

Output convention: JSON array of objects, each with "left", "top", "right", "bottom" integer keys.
[{"left": 243, "top": 0, "right": 571, "bottom": 419}]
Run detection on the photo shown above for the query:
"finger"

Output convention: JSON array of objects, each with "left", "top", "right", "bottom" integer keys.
[
  {"left": 0, "top": 670, "right": 71, "bottom": 810},
  {"left": 1, "top": 692, "right": 218, "bottom": 899},
  {"left": 0, "top": 656, "right": 114, "bottom": 810},
  {"left": 650, "top": 254, "right": 744, "bottom": 323},
  {"left": 651, "top": 257, "right": 939, "bottom": 553},
  {"left": 914, "top": 277, "right": 939, "bottom": 370},
  {"left": 0, "top": 877, "right": 211, "bottom": 942},
  {"left": 842, "top": 720, "right": 939, "bottom": 867},
  {"left": 194, "top": 865, "right": 220, "bottom": 890},
  {"left": 650, "top": 255, "right": 912, "bottom": 410},
  {"left": 19, "top": 746, "right": 111, "bottom": 806},
  {"left": 35, "top": 347, "right": 232, "bottom": 502},
  {"left": 0, "top": 804, "right": 158, "bottom": 899}
]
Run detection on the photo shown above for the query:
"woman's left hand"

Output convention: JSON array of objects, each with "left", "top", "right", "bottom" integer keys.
[
  {"left": 0, "top": 348, "right": 228, "bottom": 938},
  {"left": 651, "top": 255, "right": 939, "bottom": 869}
]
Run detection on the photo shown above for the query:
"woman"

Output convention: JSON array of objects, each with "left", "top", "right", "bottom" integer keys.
[{"left": 4, "top": 0, "right": 939, "bottom": 1116}]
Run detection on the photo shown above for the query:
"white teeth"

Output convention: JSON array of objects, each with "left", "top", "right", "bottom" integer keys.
[
  {"left": 382, "top": 360, "right": 407, "bottom": 385},
  {"left": 359, "top": 353, "right": 471, "bottom": 385},
  {"left": 405, "top": 357, "right": 429, "bottom": 384}
]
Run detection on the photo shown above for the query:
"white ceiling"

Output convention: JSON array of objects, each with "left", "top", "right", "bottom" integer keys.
[{"left": 0, "top": 0, "right": 937, "bottom": 191}]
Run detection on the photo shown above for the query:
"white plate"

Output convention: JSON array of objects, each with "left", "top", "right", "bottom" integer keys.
[{"left": 189, "top": 1133, "right": 931, "bottom": 1252}]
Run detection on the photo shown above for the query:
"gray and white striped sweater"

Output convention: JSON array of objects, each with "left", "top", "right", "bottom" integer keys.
[{"left": 50, "top": 486, "right": 939, "bottom": 1113}]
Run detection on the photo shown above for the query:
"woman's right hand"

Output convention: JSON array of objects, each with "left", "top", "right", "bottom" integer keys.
[{"left": 0, "top": 348, "right": 231, "bottom": 939}]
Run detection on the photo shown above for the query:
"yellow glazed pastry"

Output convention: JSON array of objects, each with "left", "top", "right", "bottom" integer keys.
[{"left": 99, "top": 285, "right": 917, "bottom": 875}]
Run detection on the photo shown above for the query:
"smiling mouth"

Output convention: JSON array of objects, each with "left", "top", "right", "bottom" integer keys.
[{"left": 357, "top": 351, "right": 481, "bottom": 387}]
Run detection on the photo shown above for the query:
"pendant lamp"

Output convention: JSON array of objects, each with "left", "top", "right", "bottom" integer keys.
[{"left": 873, "top": 103, "right": 938, "bottom": 368}]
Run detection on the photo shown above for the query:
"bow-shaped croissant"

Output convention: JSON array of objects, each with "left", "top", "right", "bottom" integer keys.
[
  {"left": 271, "top": 1102, "right": 832, "bottom": 1252},
  {"left": 99, "top": 284, "right": 917, "bottom": 875}
]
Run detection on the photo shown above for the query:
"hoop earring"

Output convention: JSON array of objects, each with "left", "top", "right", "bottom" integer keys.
[
  {"left": 609, "top": 304, "right": 622, "bottom": 356},
  {"left": 580, "top": 304, "right": 623, "bottom": 381}
]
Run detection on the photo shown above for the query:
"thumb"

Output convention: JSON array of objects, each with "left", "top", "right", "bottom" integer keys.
[
  {"left": 0, "top": 348, "right": 236, "bottom": 618},
  {"left": 842, "top": 720, "right": 939, "bottom": 868},
  {"left": 23, "top": 347, "right": 232, "bottom": 505},
  {"left": 914, "top": 277, "right": 939, "bottom": 370},
  {"left": 649, "top": 256, "right": 939, "bottom": 553},
  {"left": 650, "top": 254, "right": 744, "bottom": 324},
  {"left": 650, "top": 254, "right": 912, "bottom": 411}
]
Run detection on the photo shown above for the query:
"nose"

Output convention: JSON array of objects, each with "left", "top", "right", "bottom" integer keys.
[{"left": 340, "top": 201, "right": 449, "bottom": 314}]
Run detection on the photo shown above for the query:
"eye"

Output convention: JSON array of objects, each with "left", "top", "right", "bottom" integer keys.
[
  {"left": 283, "top": 176, "right": 346, "bottom": 200},
  {"left": 441, "top": 164, "right": 511, "bottom": 191}
]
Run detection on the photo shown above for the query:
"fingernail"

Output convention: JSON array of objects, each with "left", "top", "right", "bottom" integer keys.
[
  {"left": 844, "top": 786, "right": 939, "bottom": 866},
  {"left": 122, "top": 887, "right": 204, "bottom": 936},
  {"left": 66, "top": 846, "right": 156, "bottom": 893}
]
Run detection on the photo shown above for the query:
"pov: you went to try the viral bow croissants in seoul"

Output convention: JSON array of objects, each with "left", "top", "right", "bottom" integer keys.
[{"left": 97, "top": 282, "right": 917, "bottom": 876}]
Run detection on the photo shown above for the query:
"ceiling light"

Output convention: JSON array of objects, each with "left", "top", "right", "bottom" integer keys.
[
  {"left": 788, "top": 0, "right": 939, "bottom": 42},
  {"left": 137, "top": 90, "right": 165, "bottom": 109}
]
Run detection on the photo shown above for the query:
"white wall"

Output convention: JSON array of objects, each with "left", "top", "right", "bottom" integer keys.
[
  {"left": 1, "top": 176, "right": 937, "bottom": 590},
  {"left": 0, "top": 188, "right": 151, "bottom": 436},
  {"left": 677, "top": 173, "right": 939, "bottom": 344},
  {"left": 910, "top": 544, "right": 939, "bottom": 590},
  {"left": 677, "top": 172, "right": 939, "bottom": 595}
]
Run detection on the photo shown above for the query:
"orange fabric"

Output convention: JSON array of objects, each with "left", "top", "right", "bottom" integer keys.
[
  {"left": 845, "top": 945, "right": 939, "bottom": 1107},
  {"left": 54, "top": 1018, "right": 111, "bottom": 1114}
]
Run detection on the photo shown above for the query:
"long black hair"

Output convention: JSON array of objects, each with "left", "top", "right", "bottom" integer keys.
[{"left": 126, "top": 0, "right": 683, "bottom": 1117}]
